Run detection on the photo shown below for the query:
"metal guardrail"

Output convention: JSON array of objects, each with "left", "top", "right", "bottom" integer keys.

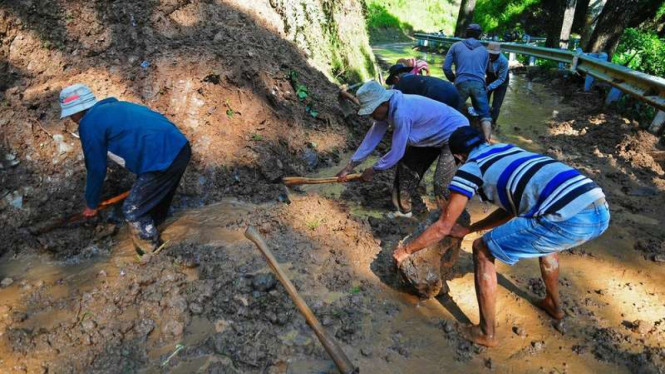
[{"left": 414, "top": 33, "right": 665, "bottom": 131}]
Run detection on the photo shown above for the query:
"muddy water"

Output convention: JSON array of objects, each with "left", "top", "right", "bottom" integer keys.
[{"left": 1, "top": 48, "right": 663, "bottom": 374}]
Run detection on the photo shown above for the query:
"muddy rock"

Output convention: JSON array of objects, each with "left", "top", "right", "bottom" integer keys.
[
  {"left": 397, "top": 209, "right": 470, "bottom": 298},
  {"left": 252, "top": 273, "right": 277, "bottom": 292},
  {"left": 1, "top": 277, "right": 13, "bottom": 288}
]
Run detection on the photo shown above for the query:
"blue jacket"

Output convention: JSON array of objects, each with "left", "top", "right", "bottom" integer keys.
[
  {"left": 79, "top": 98, "right": 188, "bottom": 208},
  {"left": 393, "top": 74, "right": 460, "bottom": 108},
  {"left": 443, "top": 38, "right": 489, "bottom": 85},
  {"left": 487, "top": 53, "right": 509, "bottom": 91}
]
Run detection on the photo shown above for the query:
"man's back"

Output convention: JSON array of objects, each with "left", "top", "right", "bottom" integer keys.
[
  {"left": 443, "top": 38, "right": 489, "bottom": 84},
  {"left": 449, "top": 143, "right": 605, "bottom": 221},
  {"left": 393, "top": 74, "right": 460, "bottom": 108},
  {"left": 79, "top": 98, "right": 187, "bottom": 175}
]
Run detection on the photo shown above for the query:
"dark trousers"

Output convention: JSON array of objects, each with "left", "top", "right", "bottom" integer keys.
[
  {"left": 393, "top": 145, "right": 456, "bottom": 214},
  {"left": 487, "top": 74, "right": 509, "bottom": 125},
  {"left": 123, "top": 143, "right": 191, "bottom": 240}
]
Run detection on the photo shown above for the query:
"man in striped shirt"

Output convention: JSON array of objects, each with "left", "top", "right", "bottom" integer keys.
[{"left": 393, "top": 127, "right": 610, "bottom": 347}]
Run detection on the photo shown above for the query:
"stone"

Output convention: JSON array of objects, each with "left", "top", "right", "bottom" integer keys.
[
  {"left": 653, "top": 254, "right": 665, "bottom": 263},
  {"left": 397, "top": 209, "right": 470, "bottom": 298},
  {"left": 189, "top": 302, "right": 203, "bottom": 314},
  {"left": 252, "top": 273, "right": 277, "bottom": 292},
  {"left": 1, "top": 278, "right": 14, "bottom": 288},
  {"left": 361, "top": 347, "right": 372, "bottom": 357}
]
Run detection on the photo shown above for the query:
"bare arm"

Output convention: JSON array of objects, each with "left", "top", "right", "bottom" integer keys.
[
  {"left": 468, "top": 208, "right": 514, "bottom": 233},
  {"left": 403, "top": 192, "right": 469, "bottom": 255}
]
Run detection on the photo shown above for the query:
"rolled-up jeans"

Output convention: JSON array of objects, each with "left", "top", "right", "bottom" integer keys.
[{"left": 456, "top": 80, "right": 492, "bottom": 123}]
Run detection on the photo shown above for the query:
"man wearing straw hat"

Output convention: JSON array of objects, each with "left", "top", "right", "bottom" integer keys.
[
  {"left": 58, "top": 84, "right": 191, "bottom": 255},
  {"left": 486, "top": 42, "right": 510, "bottom": 126},
  {"left": 336, "top": 81, "right": 469, "bottom": 217}
]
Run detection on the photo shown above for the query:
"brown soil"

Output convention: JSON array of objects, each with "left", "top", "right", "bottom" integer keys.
[
  {"left": 2, "top": 4, "right": 665, "bottom": 373},
  {"left": 0, "top": 0, "right": 374, "bottom": 258}
]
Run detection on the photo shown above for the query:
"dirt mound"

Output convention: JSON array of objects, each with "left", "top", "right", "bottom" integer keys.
[{"left": 0, "top": 0, "right": 375, "bottom": 257}]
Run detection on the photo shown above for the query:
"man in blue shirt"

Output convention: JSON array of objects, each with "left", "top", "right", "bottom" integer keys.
[
  {"left": 59, "top": 84, "right": 191, "bottom": 255},
  {"left": 336, "top": 81, "right": 469, "bottom": 216},
  {"left": 393, "top": 127, "right": 609, "bottom": 347},
  {"left": 386, "top": 64, "right": 460, "bottom": 109},
  {"left": 486, "top": 42, "right": 510, "bottom": 126},
  {"left": 443, "top": 24, "right": 493, "bottom": 141}
]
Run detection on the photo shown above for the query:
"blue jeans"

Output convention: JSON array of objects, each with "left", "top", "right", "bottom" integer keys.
[
  {"left": 456, "top": 80, "right": 491, "bottom": 122},
  {"left": 483, "top": 199, "right": 610, "bottom": 265},
  {"left": 488, "top": 74, "right": 509, "bottom": 124}
]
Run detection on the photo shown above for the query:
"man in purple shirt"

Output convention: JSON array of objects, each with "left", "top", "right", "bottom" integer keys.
[{"left": 336, "top": 81, "right": 469, "bottom": 216}]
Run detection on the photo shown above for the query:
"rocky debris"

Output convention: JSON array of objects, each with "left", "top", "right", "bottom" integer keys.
[
  {"left": 397, "top": 209, "right": 470, "bottom": 298},
  {"left": 252, "top": 273, "right": 278, "bottom": 292},
  {"left": 1, "top": 277, "right": 14, "bottom": 288}
]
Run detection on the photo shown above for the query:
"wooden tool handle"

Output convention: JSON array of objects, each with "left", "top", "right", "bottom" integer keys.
[
  {"left": 282, "top": 173, "right": 363, "bottom": 186},
  {"left": 244, "top": 226, "right": 358, "bottom": 374},
  {"left": 29, "top": 190, "right": 131, "bottom": 235}
]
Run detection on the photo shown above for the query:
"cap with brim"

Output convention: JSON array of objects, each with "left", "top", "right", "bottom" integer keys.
[
  {"left": 59, "top": 84, "right": 98, "bottom": 119},
  {"left": 467, "top": 23, "right": 482, "bottom": 32},
  {"left": 386, "top": 64, "right": 413, "bottom": 85},
  {"left": 487, "top": 42, "right": 501, "bottom": 55},
  {"left": 356, "top": 81, "right": 395, "bottom": 116}
]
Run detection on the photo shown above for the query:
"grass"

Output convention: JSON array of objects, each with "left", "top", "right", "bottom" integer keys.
[
  {"left": 364, "top": 0, "right": 458, "bottom": 38},
  {"left": 306, "top": 218, "right": 321, "bottom": 231}
]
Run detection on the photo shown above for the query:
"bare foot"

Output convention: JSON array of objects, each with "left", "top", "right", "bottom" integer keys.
[
  {"left": 536, "top": 296, "right": 565, "bottom": 320},
  {"left": 460, "top": 324, "right": 497, "bottom": 347}
]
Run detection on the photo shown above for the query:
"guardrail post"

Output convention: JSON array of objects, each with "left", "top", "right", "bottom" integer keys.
[
  {"left": 529, "top": 56, "right": 536, "bottom": 66},
  {"left": 605, "top": 88, "right": 623, "bottom": 105},
  {"left": 509, "top": 52, "right": 516, "bottom": 62},
  {"left": 584, "top": 52, "right": 608, "bottom": 91},
  {"left": 648, "top": 110, "right": 665, "bottom": 135}
]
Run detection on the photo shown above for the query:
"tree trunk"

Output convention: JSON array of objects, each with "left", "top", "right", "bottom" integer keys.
[
  {"left": 572, "top": 0, "right": 591, "bottom": 34},
  {"left": 559, "top": 0, "right": 577, "bottom": 49},
  {"left": 580, "top": 0, "right": 607, "bottom": 47},
  {"left": 585, "top": 0, "right": 663, "bottom": 55},
  {"left": 454, "top": 0, "right": 476, "bottom": 37}
]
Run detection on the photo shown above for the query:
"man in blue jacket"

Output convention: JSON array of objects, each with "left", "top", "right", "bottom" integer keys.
[
  {"left": 443, "top": 24, "right": 492, "bottom": 141},
  {"left": 59, "top": 84, "right": 191, "bottom": 255},
  {"left": 486, "top": 42, "right": 510, "bottom": 126},
  {"left": 386, "top": 64, "right": 460, "bottom": 109}
]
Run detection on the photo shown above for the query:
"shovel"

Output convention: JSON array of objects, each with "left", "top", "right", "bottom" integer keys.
[
  {"left": 28, "top": 191, "right": 130, "bottom": 235},
  {"left": 282, "top": 173, "right": 363, "bottom": 186}
]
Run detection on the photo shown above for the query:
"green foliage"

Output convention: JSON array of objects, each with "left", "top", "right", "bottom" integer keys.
[
  {"left": 474, "top": 0, "right": 542, "bottom": 34},
  {"left": 250, "top": 133, "right": 264, "bottom": 141},
  {"left": 306, "top": 218, "right": 321, "bottom": 231},
  {"left": 364, "top": 0, "right": 457, "bottom": 35},
  {"left": 613, "top": 28, "right": 665, "bottom": 77},
  {"left": 350, "top": 285, "right": 361, "bottom": 294}
]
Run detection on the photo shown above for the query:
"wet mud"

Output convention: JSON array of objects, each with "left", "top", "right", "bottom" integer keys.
[{"left": 1, "top": 40, "right": 665, "bottom": 374}]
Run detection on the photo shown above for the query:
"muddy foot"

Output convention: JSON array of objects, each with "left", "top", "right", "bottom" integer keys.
[
  {"left": 535, "top": 297, "right": 565, "bottom": 320},
  {"left": 460, "top": 324, "right": 497, "bottom": 348}
]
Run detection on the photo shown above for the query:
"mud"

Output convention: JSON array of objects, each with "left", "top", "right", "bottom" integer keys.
[{"left": 1, "top": 36, "right": 665, "bottom": 374}]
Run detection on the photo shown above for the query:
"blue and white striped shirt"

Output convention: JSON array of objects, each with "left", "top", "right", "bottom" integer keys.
[{"left": 449, "top": 143, "right": 605, "bottom": 221}]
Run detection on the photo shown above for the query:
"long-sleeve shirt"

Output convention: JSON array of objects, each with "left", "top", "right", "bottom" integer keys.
[
  {"left": 392, "top": 74, "right": 460, "bottom": 108},
  {"left": 79, "top": 98, "right": 188, "bottom": 208},
  {"left": 350, "top": 91, "right": 469, "bottom": 171},
  {"left": 487, "top": 53, "right": 509, "bottom": 91},
  {"left": 443, "top": 38, "right": 489, "bottom": 85}
]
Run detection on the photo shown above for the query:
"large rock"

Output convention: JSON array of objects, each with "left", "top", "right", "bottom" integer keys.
[{"left": 398, "top": 209, "right": 470, "bottom": 298}]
